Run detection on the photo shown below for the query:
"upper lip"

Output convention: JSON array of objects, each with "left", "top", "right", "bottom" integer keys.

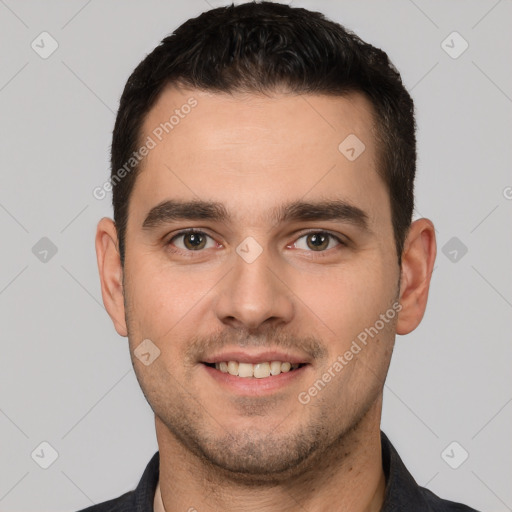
[{"left": 202, "top": 350, "right": 311, "bottom": 365}]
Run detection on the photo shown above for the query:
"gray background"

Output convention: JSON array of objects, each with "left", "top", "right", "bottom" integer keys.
[{"left": 0, "top": 0, "right": 510, "bottom": 510}]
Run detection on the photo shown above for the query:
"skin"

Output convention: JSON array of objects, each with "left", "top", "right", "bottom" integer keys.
[{"left": 96, "top": 85, "right": 436, "bottom": 511}]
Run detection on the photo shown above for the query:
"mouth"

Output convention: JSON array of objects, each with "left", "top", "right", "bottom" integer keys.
[
  {"left": 200, "top": 357, "right": 311, "bottom": 396},
  {"left": 202, "top": 360, "right": 308, "bottom": 378}
]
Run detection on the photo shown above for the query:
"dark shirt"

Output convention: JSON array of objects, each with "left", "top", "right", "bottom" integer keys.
[{"left": 77, "top": 432, "right": 479, "bottom": 511}]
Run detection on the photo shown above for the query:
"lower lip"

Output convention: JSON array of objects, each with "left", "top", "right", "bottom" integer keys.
[{"left": 201, "top": 363, "right": 310, "bottom": 395}]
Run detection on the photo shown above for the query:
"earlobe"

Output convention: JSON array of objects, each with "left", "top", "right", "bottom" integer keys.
[
  {"left": 396, "top": 218, "right": 437, "bottom": 335},
  {"left": 95, "top": 217, "right": 128, "bottom": 337}
]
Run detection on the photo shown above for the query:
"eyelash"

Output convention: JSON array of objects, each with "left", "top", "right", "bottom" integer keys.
[{"left": 166, "top": 228, "right": 346, "bottom": 257}]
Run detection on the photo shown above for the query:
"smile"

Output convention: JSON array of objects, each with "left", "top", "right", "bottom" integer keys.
[{"left": 204, "top": 361, "right": 305, "bottom": 378}]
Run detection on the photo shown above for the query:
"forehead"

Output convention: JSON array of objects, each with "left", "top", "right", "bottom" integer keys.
[
  {"left": 131, "top": 86, "right": 390, "bottom": 230},
  {"left": 142, "top": 85, "right": 377, "bottom": 155}
]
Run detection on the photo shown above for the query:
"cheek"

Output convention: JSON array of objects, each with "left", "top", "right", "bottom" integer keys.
[
  {"left": 124, "top": 260, "right": 181, "bottom": 338},
  {"left": 124, "top": 256, "right": 222, "bottom": 348},
  {"left": 294, "top": 256, "right": 396, "bottom": 345}
]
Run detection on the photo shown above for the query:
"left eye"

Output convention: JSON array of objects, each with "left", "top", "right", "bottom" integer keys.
[{"left": 292, "top": 232, "right": 343, "bottom": 252}]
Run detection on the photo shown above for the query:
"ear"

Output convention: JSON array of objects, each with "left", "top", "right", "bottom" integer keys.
[
  {"left": 396, "top": 218, "right": 436, "bottom": 335},
  {"left": 95, "top": 217, "right": 127, "bottom": 337}
]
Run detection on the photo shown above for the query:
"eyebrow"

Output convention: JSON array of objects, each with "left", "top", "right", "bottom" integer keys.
[{"left": 142, "top": 198, "right": 370, "bottom": 231}]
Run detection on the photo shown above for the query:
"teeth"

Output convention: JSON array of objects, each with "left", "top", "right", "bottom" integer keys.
[
  {"left": 270, "top": 361, "right": 282, "bottom": 375},
  {"left": 238, "top": 362, "right": 253, "bottom": 378},
  {"left": 213, "top": 360, "right": 302, "bottom": 377},
  {"left": 227, "top": 361, "right": 238, "bottom": 375},
  {"left": 253, "top": 362, "right": 270, "bottom": 378}
]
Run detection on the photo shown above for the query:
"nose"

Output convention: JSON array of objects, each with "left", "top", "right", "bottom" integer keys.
[{"left": 212, "top": 242, "right": 295, "bottom": 332}]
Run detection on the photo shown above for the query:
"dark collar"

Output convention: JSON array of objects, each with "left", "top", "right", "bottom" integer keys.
[{"left": 381, "top": 430, "right": 433, "bottom": 510}]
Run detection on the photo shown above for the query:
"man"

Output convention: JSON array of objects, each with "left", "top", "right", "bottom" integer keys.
[{"left": 84, "top": 1, "right": 479, "bottom": 510}]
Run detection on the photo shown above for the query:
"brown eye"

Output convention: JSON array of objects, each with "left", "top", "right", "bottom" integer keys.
[
  {"left": 293, "top": 231, "right": 343, "bottom": 252},
  {"left": 183, "top": 232, "right": 206, "bottom": 250},
  {"left": 169, "top": 230, "right": 215, "bottom": 251},
  {"left": 306, "top": 233, "right": 329, "bottom": 251}
]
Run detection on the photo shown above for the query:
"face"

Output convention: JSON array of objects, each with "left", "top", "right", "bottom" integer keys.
[{"left": 101, "top": 86, "right": 416, "bottom": 479}]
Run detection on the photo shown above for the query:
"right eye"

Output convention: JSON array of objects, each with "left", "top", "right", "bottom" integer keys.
[{"left": 167, "top": 229, "right": 220, "bottom": 253}]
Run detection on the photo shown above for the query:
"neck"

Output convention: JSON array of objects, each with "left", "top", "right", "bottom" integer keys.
[{"left": 156, "top": 401, "right": 386, "bottom": 512}]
